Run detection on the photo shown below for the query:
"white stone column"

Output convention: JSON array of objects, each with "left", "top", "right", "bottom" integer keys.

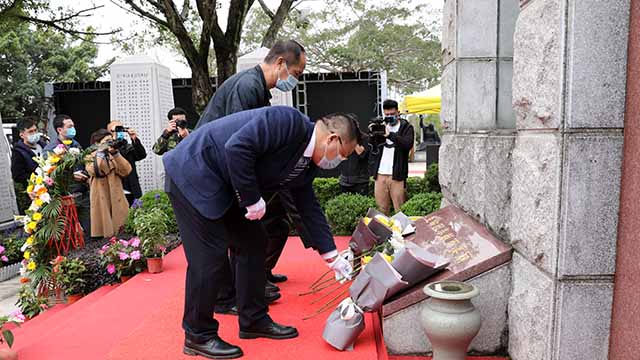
[
  {"left": 109, "top": 55, "right": 175, "bottom": 193},
  {"left": 0, "top": 113, "right": 18, "bottom": 223}
]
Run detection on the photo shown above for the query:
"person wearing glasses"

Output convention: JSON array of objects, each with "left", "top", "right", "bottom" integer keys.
[{"left": 163, "top": 106, "right": 358, "bottom": 359}]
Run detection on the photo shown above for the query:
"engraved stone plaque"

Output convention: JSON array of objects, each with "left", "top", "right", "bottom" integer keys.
[
  {"left": 383, "top": 205, "right": 512, "bottom": 316},
  {"left": 110, "top": 55, "right": 175, "bottom": 193}
]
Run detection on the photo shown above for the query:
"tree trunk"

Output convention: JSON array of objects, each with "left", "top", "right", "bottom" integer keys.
[
  {"left": 214, "top": 44, "right": 239, "bottom": 86},
  {"left": 190, "top": 60, "right": 213, "bottom": 114},
  {"left": 261, "top": 0, "right": 295, "bottom": 48}
]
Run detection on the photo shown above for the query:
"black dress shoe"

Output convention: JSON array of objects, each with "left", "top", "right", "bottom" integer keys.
[
  {"left": 266, "top": 280, "right": 280, "bottom": 293},
  {"left": 214, "top": 305, "right": 238, "bottom": 316},
  {"left": 184, "top": 336, "right": 243, "bottom": 359},
  {"left": 267, "top": 272, "right": 288, "bottom": 283},
  {"left": 266, "top": 291, "right": 281, "bottom": 304},
  {"left": 239, "top": 321, "right": 299, "bottom": 340}
]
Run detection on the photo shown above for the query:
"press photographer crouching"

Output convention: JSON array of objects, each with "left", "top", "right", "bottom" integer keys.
[
  {"left": 86, "top": 129, "right": 132, "bottom": 239},
  {"left": 106, "top": 121, "right": 147, "bottom": 205},
  {"left": 370, "top": 99, "right": 415, "bottom": 215},
  {"left": 153, "top": 107, "right": 189, "bottom": 155}
]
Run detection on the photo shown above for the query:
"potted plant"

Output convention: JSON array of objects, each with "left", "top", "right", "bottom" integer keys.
[
  {"left": 0, "top": 309, "right": 25, "bottom": 359},
  {"left": 16, "top": 285, "right": 48, "bottom": 320},
  {"left": 134, "top": 208, "right": 169, "bottom": 273},
  {"left": 98, "top": 237, "right": 145, "bottom": 282},
  {"left": 55, "top": 257, "right": 86, "bottom": 304}
]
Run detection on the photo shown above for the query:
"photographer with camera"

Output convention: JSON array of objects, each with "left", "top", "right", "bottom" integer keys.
[
  {"left": 153, "top": 107, "right": 189, "bottom": 156},
  {"left": 371, "top": 99, "right": 415, "bottom": 215},
  {"left": 107, "top": 121, "right": 147, "bottom": 205},
  {"left": 85, "top": 129, "right": 132, "bottom": 239}
]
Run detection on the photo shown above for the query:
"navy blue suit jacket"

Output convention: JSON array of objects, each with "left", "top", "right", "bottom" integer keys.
[{"left": 163, "top": 106, "right": 336, "bottom": 254}]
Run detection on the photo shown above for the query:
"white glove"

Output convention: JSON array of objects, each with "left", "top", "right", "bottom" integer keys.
[
  {"left": 323, "top": 250, "right": 353, "bottom": 281},
  {"left": 245, "top": 197, "right": 266, "bottom": 221}
]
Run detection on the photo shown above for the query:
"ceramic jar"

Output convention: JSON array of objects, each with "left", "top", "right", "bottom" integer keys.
[{"left": 419, "top": 281, "right": 481, "bottom": 360}]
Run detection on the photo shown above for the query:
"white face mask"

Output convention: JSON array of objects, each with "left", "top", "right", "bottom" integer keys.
[{"left": 317, "top": 136, "right": 345, "bottom": 169}]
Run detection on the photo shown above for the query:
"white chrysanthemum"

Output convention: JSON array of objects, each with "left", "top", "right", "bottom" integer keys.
[
  {"left": 39, "top": 192, "right": 51, "bottom": 203},
  {"left": 68, "top": 147, "right": 80, "bottom": 155}
]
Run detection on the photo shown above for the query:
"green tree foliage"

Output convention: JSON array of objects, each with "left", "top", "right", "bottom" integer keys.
[
  {"left": 242, "top": 0, "right": 442, "bottom": 94},
  {"left": 0, "top": 23, "right": 111, "bottom": 119}
]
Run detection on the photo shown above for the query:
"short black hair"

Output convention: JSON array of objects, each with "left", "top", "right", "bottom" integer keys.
[
  {"left": 264, "top": 40, "right": 306, "bottom": 65},
  {"left": 90, "top": 129, "right": 111, "bottom": 145},
  {"left": 319, "top": 112, "right": 363, "bottom": 145},
  {"left": 383, "top": 99, "right": 399, "bottom": 111},
  {"left": 17, "top": 117, "right": 38, "bottom": 132},
  {"left": 167, "top": 107, "right": 187, "bottom": 120},
  {"left": 53, "top": 114, "right": 72, "bottom": 131}
]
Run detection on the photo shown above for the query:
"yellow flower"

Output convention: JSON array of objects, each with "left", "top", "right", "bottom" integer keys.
[
  {"left": 30, "top": 173, "right": 36, "bottom": 182},
  {"left": 363, "top": 217, "right": 371, "bottom": 225},
  {"left": 27, "top": 261, "right": 36, "bottom": 271},
  {"left": 26, "top": 184, "right": 34, "bottom": 193},
  {"left": 383, "top": 254, "right": 394, "bottom": 263},
  {"left": 35, "top": 176, "right": 43, "bottom": 185},
  {"left": 362, "top": 255, "right": 372, "bottom": 265},
  {"left": 26, "top": 236, "right": 34, "bottom": 245},
  {"left": 62, "top": 140, "right": 72, "bottom": 145},
  {"left": 27, "top": 222, "right": 37, "bottom": 231},
  {"left": 24, "top": 251, "right": 30, "bottom": 260},
  {"left": 32, "top": 212, "right": 42, "bottom": 221},
  {"left": 34, "top": 198, "right": 43, "bottom": 207},
  {"left": 49, "top": 156, "right": 61, "bottom": 164}
]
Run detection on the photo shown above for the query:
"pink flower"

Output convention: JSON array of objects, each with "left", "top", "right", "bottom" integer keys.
[
  {"left": 158, "top": 245, "right": 166, "bottom": 253},
  {"left": 128, "top": 237, "right": 140, "bottom": 247},
  {"left": 9, "top": 310, "right": 25, "bottom": 322},
  {"left": 118, "top": 252, "right": 129, "bottom": 260},
  {"left": 109, "top": 237, "right": 117, "bottom": 244},
  {"left": 107, "top": 263, "right": 116, "bottom": 274},
  {"left": 40, "top": 303, "right": 48, "bottom": 310},
  {"left": 0, "top": 245, "right": 5, "bottom": 254},
  {"left": 44, "top": 177, "right": 54, "bottom": 186},
  {"left": 1, "top": 256, "right": 8, "bottom": 262},
  {"left": 98, "top": 250, "right": 104, "bottom": 255},
  {"left": 119, "top": 239, "right": 129, "bottom": 247},
  {"left": 130, "top": 251, "right": 141, "bottom": 260},
  {"left": 101, "top": 244, "right": 109, "bottom": 251}
]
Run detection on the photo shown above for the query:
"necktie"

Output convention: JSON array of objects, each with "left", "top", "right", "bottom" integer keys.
[{"left": 281, "top": 156, "right": 310, "bottom": 185}]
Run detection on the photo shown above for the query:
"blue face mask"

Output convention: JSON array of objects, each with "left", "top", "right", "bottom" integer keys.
[
  {"left": 275, "top": 63, "right": 298, "bottom": 92},
  {"left": 317, "top": 137, "right": 345, "bottom": 170},
  {"left": 65, "top": 127, "right": 76, "bottom": 139},
  {"left": 26, "top": 133, "right": 41, "bottom": 145}
]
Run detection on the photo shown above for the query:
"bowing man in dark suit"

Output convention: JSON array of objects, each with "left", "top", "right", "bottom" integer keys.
[{"left": 163, "top": 106, "right": 359, "bottom": 359}]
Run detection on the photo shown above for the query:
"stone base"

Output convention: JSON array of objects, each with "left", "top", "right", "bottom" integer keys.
[{"left": 383, "top": 263, "right": 511, "bottom": 355}]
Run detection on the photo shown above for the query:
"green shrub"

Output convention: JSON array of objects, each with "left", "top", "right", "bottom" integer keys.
[
  {"left": 313, "top": 178, "right": 341, "bottom": 209},
  {"left": 0, "top": 227, "right": 28, "bottom": 265},
  {"left": 125, "top": 190, "right": 177, "bottom": 234},
  {"left": 425, "top": 163, "right": 440, "bottom": 193},
  {"left": 406, "top": 176, "right": 428, "bottom": 200},
  {"left": 400, "top": 192, "right": 443, "bottom": 216},
  {"left": 325, "top": 193, "right": 376, "bottom": 235}
]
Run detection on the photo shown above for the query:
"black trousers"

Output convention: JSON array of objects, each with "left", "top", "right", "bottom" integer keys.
[
  {"left": 340, "top": 182, "right": 370, "bottom": 196},
  {"left": 215, "top": 192, "right": 290, "bottom": 309},
  {"left": 167, "top": 181, "right": 271, "bottom": 342}
]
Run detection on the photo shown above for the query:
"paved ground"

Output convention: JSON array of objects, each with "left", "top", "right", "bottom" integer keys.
[{"left": 0, "top": 276, "right": 21, "bottom": 316}]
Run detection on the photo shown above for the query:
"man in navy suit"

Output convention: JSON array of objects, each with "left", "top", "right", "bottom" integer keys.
[{"left": 164, "top": 106, "right": 359, "bottom": 359}]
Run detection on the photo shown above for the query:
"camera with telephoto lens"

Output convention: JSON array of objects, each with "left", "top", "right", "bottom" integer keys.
[
  {"left": 368, "top": 117, "right": 386, "bottom": 148},
  {"left": 105, "top": 137, "right": 128, "bottom": 151}
]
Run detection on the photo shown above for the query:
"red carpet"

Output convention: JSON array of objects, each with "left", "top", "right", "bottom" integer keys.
[{"left": 11, "top": 237, "right": 380, "bottom": 359}]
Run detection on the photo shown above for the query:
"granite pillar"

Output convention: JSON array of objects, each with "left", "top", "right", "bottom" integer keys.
[
  {"left": 0, "top": 113, "right": 18, "bottom": 223},
  {"left": 608, "top": 0, "right": 640, "bottom": 357}
]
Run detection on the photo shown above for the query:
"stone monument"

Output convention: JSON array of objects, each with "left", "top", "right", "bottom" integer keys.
[
  {"left": 0, "top": 113, "right": 18, "bottom": 224},
  {"left": 109, "top": 55, "right": 175, "bottom": 193},
  {"left": 237, "top": 47, "right": 294, "bottom": 107}
]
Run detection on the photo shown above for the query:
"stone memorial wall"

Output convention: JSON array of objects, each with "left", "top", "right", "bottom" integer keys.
[
  {"left": 0, "top": 114, "right": 18, "bottom": 223},
  {"left": 110, "top": 55, "right": 175, "bottom": 193}
]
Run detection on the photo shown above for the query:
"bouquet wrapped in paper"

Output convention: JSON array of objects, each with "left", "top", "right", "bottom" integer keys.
[
  {"left": 349, "top": 252, "right": 408, "bottom": 311},
  {"left": 322, "top": 298, "right": 366, "bottom": 351},
  {"left": 391, "top": 242, "right": 449, "bottom": 287}
]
